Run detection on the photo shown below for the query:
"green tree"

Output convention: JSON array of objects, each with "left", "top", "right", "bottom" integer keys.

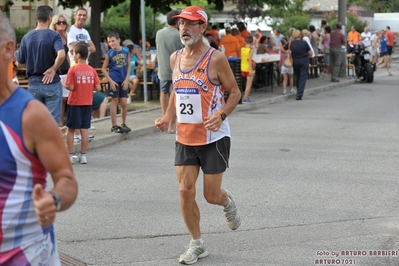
[
  {"left": 106, "top": 3, "right": 163, "bottom": 40},
  {"left": 266, "top": 0, "right": 312, "bottom": 36},
  {"left": 324, "top": 6, "right": 367, "bottom": 33},
  {"left": 385, "top": 0, "right": 399, "bottom": 12}
]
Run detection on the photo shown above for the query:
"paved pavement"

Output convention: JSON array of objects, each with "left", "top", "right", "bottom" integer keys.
[
  {"left": 58, "top": 62, "right": 399, "bottom": 266},
  {"left": 73, "top": 76, "right": 357, "bottom": 153}
]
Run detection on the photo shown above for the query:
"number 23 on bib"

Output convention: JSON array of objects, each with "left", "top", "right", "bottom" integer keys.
[{"left": 176, "top": 88, "right": 203, "bottom": 124}]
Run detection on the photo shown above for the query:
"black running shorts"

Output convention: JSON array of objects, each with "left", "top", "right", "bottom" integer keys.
[{"left": 175, "top": 137, "right": 231, "bottom": 174}]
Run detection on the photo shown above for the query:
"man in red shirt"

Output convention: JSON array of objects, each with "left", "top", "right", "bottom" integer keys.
[{"left": 385, "top": 26, "right": 395, "bottom": 75}]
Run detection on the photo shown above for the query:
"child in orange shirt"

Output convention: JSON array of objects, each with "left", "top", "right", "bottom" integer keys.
[{"left": 63, "top": 42, "right": 101, "bottom": 164}]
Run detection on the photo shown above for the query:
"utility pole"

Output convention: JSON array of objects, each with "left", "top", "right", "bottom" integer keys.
[
  {"left": 140, "top": 0, "right": 148, "bottom": 103},
  {"left": 338, "top": 0, "right": 347, "bottom": 77}
]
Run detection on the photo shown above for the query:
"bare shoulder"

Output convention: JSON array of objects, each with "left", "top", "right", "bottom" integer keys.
[
  {"left": 24, "top": 100, "right": 53, "bottom": 123},
  {"left": 210, "top": 49, "right": 227, "bottom": 62},
  {"left": 208, "top": 49, "right": 236, "bottom": 85},
  {"left": 209, "top": 49, "right": 230, "bottom": 71}
]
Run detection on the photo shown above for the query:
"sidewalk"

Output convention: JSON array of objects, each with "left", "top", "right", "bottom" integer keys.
[{"left": 72, "top": 75, "right": 358, "bottom": 153}]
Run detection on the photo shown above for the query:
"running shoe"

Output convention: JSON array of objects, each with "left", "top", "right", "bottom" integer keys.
[
  {"left": 242, "top": 98, "right": 252, "bottom": 104},
  {"left": 69, "top": 154, "right": 74, "bottom": 165},
  {"left": 120, "top": 124, "right": 131, "bottom": 132},
  {"left": 78, "top": 153, "right": 87, "bottom": 164},
  {"left": 223, "top": 190, "right": 242, "bottom": 230},
  {"left": 179, "top": 240, "right": 209, "bottom": 265},
  {"left": 111, "top": 125, "right": 123, "bottom": 133}
]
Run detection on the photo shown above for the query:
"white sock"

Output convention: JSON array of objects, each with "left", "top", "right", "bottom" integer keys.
[
  {"left": 192, "top": 237, "right": 204, "bottom": 246},
  {"left": 224, "top": 197, "right": 232, "bottom": 209}
]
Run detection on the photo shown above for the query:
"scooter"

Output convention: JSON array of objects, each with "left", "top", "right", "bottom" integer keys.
[{"left": 350, "top": 41, "right": 374, "bottom": 83}]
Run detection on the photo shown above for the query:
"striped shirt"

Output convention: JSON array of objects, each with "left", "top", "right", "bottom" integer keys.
[
  {"left": 172, "top": 47, "right": 231, "bottom": 146},
  {"left": 0, "top": 88, "right": 54, "bottom": 257}
]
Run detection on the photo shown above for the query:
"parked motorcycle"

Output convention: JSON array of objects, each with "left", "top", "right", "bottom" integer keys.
[{"left": 350, "top": 42, "right": 374, "bottom": 83}]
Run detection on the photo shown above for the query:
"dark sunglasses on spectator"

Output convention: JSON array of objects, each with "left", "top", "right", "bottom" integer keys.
[{"left": 56, "top": 21, "right": 67, "bottom": 25}]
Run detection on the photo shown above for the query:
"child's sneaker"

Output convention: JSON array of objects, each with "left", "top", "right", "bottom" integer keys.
[
  {"left": 111, "top": 125, "right": 123, "bottom": 133},
  {"left": 120, "top": 124, "right": 131, "bottom": 132},
  {"left": 78, "top": 153, "right": 87, "bottom": 164},
  {"left": 179, "top": 240, "right": 209, "bottom": 265},
  {"left": 283, "top": 90, "right": 287, "bottom": 95},
  {"left": 290, "top": 88, "right": 296, "bottom": 93},
  {"left": 242, "top": 98, "right": 252, "bottom": 104}
]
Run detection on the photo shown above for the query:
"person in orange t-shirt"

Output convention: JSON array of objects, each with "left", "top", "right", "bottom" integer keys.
[
  {"left": 232, "top": 28, "right": 246, "bottom": 49},
  {"left": 219, "top": 27, "right": 240, "bottom": 57},
  {"left": 207, "top": 25, "right": 220, "bottom": 46},
  {"left": 254, "top": 29, "right": 262, "bottom": 48},
  {"left": 237, "top": 22, "right": 251, "bottom": 38},
  {"left": 347, "top": 26, "right": 360, "bottom": 53},
  {"left": 63, "top": 42, "right": 101, "bottom": 164}
]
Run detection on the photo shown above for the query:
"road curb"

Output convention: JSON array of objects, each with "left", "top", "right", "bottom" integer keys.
[{"left": 77, "top": 79, "right": 357, "bottom": 152}]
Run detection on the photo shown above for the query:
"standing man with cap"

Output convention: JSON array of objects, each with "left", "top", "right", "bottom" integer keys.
[
  {"left": 156, "top": 10, "right": 184, "bottom": 133},
  {"left": 0, "top": 12, "right": 78, "bottom": 265},
  {"left": 17, "top": 5, "right": 65, "bottom": 125},
  {"left": 155, "top": 6, "right": 242, "bottom": 265}
]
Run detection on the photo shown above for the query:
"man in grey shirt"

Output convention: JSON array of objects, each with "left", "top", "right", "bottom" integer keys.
[{"left": 156, "top": 9, "right": 184, "bottom": 133}]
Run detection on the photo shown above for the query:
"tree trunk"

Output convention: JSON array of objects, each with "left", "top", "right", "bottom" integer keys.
[
  {"left": 90, "top": 0, "right": 102, "bottom": 68},
  {"left": 130, "top": 0, "right": 140, "bottom": 43}
]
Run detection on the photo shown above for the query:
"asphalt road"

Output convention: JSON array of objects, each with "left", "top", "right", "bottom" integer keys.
[{"left": 54, "top": 73, "right": 399, "bottom": 266}]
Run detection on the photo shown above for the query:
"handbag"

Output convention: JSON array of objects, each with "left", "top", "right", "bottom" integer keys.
[{"left": 283, "top": 41, "right": 293, "bottom": 68}]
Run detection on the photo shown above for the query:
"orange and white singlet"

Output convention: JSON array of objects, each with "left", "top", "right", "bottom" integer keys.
[{"left": 172, "top": 47, "right": 231, "bottom": 146}]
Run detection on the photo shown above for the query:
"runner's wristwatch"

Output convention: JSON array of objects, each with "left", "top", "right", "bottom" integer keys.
[
  {"left": 218, "top": 110, "right": 227, "bottom": 121},
  {"left": 50, "top": 192, "right": 62, "bottom": 211}
]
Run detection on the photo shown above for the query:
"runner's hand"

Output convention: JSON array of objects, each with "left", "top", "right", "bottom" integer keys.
[
  {"left": 204, "top": 113, "right": 222, "bottom": 132},
  {"left": 32, "top": 184, "right": 56, "bottom": 227},
  {"left": 155, "top": 117, "right": 168, "bottom": 132}
]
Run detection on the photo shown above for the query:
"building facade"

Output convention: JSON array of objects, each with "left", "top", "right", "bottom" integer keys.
[{"left": 0, "top": 0, "right": 91, "bottom": 29}]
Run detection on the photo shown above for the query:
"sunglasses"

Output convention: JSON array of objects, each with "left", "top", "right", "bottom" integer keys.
[{"left": 56, "top": 21, "right": 67, "bottom": 25}]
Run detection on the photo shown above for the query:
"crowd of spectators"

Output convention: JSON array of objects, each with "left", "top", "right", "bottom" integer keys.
[{"left": 204, "top": 20, "right": 396, "bottom": 100}]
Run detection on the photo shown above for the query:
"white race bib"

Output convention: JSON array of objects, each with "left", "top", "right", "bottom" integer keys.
[{"left": 176, "top": 88, "right": 202, "bottom": 124}]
